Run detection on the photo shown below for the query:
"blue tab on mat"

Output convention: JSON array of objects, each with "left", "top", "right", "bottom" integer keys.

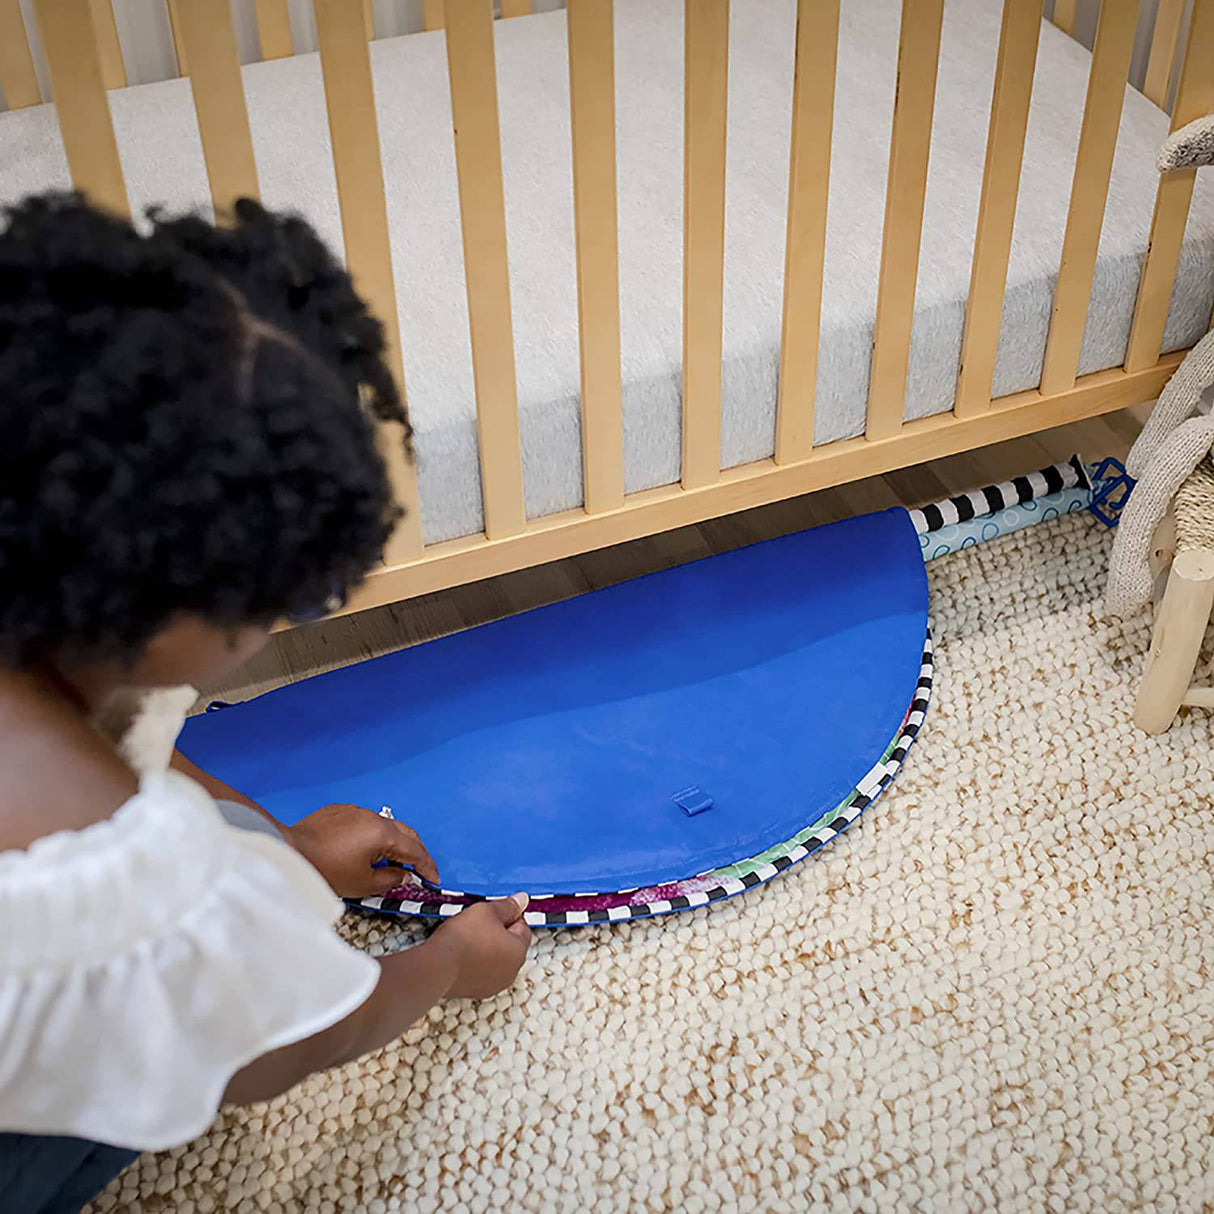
[{"left": 180, "top": 507, "right": 929, "bottom": 896}]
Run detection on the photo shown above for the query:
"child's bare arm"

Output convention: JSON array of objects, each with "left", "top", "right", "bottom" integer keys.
[
  {"left": 222, "top": 939, "right": 456, "bottom": 1104},
  {"left": 222, "top": 896, "right": 531, "bottom": 1105},
  {"left": 170, "top": 749, "right": 264, "bottom": 813}
]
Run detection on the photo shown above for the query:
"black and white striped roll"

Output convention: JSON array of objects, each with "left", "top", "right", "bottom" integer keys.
[{"left": 909, "top": 455, "right": 1089, "bottom": 537}]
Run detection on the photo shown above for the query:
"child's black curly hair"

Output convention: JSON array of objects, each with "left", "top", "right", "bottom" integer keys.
[{"left": 0, "top": 193, "right": 412, "bottom": 667}]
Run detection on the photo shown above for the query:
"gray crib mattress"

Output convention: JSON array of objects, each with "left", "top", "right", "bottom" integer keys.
[{"left": 3, "top": 0, "right": 1212, "bottom": 544}]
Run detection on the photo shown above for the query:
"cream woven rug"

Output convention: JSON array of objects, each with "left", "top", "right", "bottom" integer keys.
[{"left": 89, "top": 514, "right": 1213, "bottom": 1213}]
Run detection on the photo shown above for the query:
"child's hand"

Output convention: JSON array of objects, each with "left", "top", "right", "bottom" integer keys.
[
  {"left": 431, "top": 895, "right": 532, "bottom": 998},
  {"left": 286, "top": 803, "right": 440, "bottom": 898}
]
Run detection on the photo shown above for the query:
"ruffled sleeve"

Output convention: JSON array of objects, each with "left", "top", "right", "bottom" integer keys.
[{"left": 0, "top": 771, "right": 379, "bottom": 1150}]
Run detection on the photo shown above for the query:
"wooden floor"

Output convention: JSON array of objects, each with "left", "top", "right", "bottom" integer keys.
[{"left": 205, "top": 407, "right": 1145, "bottom": 703}]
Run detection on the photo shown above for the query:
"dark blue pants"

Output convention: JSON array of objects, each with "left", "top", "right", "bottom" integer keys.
[{"left": 0, "top": 1133, "right": 138, "bottom": 1214}]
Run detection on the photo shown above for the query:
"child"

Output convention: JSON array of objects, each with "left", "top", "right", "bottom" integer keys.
[{"left": 0, "top": 194, "right": 531, "bottom": 1213}]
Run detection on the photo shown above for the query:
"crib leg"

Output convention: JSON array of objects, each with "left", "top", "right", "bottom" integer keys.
[{"left": 1135, "top": 548, "right": 1214, "bottom": 734}]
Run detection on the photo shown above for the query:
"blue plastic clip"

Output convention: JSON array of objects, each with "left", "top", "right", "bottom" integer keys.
[
  {"left": 672, "top": 786, "right": 714, "bottom": 817},
  {"left": 1088, "top": 456, "right": 1135, "bottom": 528}
]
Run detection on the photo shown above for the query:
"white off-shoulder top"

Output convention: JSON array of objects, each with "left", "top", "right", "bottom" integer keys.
[{"left": 0, "top": 687, "right": 379, "bottom": 1150}]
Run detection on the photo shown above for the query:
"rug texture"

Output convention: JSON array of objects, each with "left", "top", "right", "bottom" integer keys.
[{"left": 87, "top": 513, "right": 1213, "bottom": 1213}]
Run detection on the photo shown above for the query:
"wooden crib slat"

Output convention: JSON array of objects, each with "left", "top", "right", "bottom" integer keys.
[
  {"left": 1124, "top": 0, "right": 1214, "bottom": 373},
  {"left": 424, "top": 0, "right": 444, "bottom": 31},
  {"left": 363, "top": 0, "right": 375, "bottom": 39},
  {"left": 176, "top": 0, "right": 260, "bottom": 215},
  {"left": 0, "top": 0, "right": 41, "bottom": 109},
  {"left": 34, "top": 0, "right": 127, "bottom": 215},
  {"left": 865, "top": 0, "right": 945, "bottom": 442},
  {"left": 682, "top": 0, "right": 729, "bottom": 490},
  {"left": 1038, "top": 0, "right": 1137, "bottom": 396},
  {"left": 314, "top": 0, "right": 424, "bottom": 561},
  {"left": 774, "top": 0, "right": 838, "bottom": 465},
  {"left": 1052, "top": 0, "right": 1078, "bottom": 36},
  {"left": 166, "top": 0, "right": 188, "bottom": 75},
  {"left": 1143, "top": 0, "right": 1187, "bottom": 109},
  {"left": 568, "top": 0, "right": 624, "bottom": 513},
  {"left": 87, "top": 0, "right": 126, "bottom": 90},
  {"left": 955, "top": 0, "right": 1044, "bottom": 419},
  {"left": 444, "top": 0, "right": 527, "bottom": 539},
  {"left": 501, "top": 0, "right": 532, "bottom": 15},
  {"left": 253, "top": 0, "right": 294, "bottom": 60}
]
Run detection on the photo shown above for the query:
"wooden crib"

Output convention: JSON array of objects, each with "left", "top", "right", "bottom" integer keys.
[{"left": 1, "top": 0, "right": 1210, "bottom": 617}]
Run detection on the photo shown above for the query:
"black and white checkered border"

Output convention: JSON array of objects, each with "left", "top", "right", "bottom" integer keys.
[
  {"left": 353, "top": 631, "right": 933, "bottom": 928},
  {"left": 908, "top": 455, "right": 1088, "bottom": 536}
]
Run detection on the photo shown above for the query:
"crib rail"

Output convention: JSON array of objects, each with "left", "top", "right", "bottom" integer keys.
[
  {"left": 866, "top": 0, "right": 945, "bottom": 442},
  {"left": 1144, "top": 0, "right": 1187, "bottom": 108},
  {"left": 446, "top": 0, "right": 527, "bottom": 540},
  {"left": 1125, "top": 0, "right": 1214, "bottom": 373},
  {"left": 1039, "top": 0, "right": 1139, "bottom": 396},
  {"left": 955, "top": 0, "right": 1044, "bottom": 418},
  {"left": 87, "top": 0, "right": 126, "bottom": 89},
  {"left": 173, "top": 0, "right": 260, "bottom": 216},
  {"left": 253, "top": 0, "right": 295, "bottom": 59},
  {"left": 682, "top": 0, "right": 730, "bottom": 491},
  {"left": 567, "top": 0, "right": 624, "bottom": 512},
  {"left": 775, "top": 0, "right": 837, "bottom": 465},
  {"left": 4, "top": 0, "right": 1211, "bottom": 613},
  {"left": 30, "top": 0, "right": 126, "bottom": 217},
  {"left": 0, "top": 2, "right": 39, "bottom": 110},
  {"left": 313, "top": 0, "right": 423, "bottom": 560}
]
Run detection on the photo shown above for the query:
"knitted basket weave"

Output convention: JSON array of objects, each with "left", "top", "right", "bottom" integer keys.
[{"left": 1174, "top": 455, "right": 1214, "bottom": 554}]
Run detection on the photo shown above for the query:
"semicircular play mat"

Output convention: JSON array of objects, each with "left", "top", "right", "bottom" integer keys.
[
  {"left": 180, "top": 504, "right": 930, "bottom": 917},
  {"left": 182, "top": 459, "right": 1093, "bottom": 925}
]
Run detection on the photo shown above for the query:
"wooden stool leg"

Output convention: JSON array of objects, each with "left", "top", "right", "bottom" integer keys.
[
  {"left": 1135, "top": 548, "right": 1214, "bottom": 734},
  {"left": 1149, "top": 510, "right": 1177, "bottom": 586}
]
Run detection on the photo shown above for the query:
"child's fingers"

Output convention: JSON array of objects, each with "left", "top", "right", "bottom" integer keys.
[
  {"left": 371, "top": 864, "right": 414, "bottom": 895},
  {"left": 489, "top": 893, "right": 529, "bottom": 927},
  {"left": 500, "top": 896, "right": 532, "bottom": 946},
  {"left": 380, "top": 821, "right": 440, "bottom": 884}
]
